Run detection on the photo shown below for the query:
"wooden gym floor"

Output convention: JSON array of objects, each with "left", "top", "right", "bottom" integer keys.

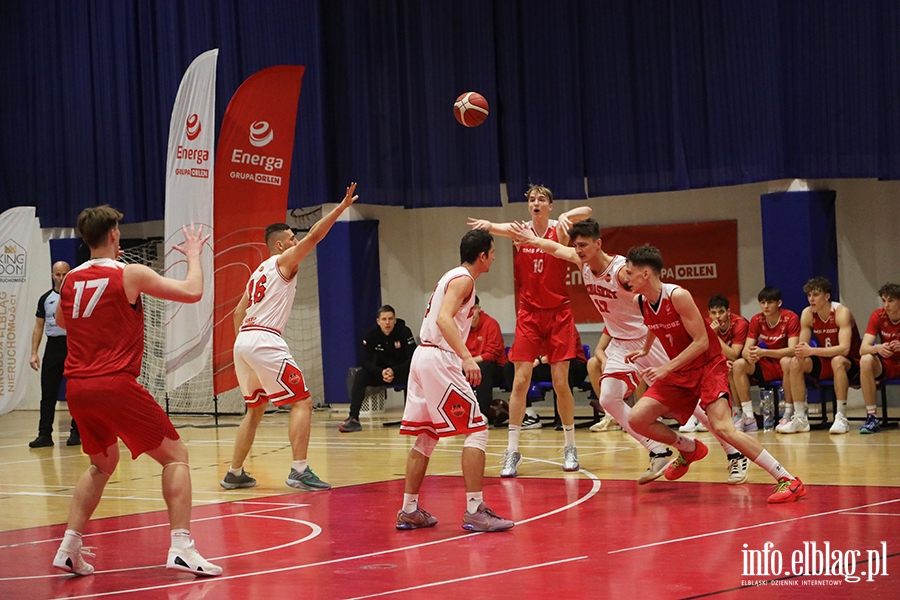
[{"left": 1, "top": 405, "right": 899, "bottom": 599}]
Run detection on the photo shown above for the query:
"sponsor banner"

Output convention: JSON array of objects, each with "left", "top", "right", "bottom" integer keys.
[
  {"left": 0, "top": 207, "right": 40, "bottom": 415},
  {"left": 212, "top": 66, "right": 305, "bottom": 394},
  {"left": 164, "top": 49, "right": 218, "bottom": 391},
  {"left": 569, "top": 221, "right": 739, "bottom": 323}
]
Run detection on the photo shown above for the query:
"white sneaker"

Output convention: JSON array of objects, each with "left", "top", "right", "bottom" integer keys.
[
  {"left": 500, "top": 450, "right": 522, "bottom": 478},
  {"left": 774, "top": 414, "right": 793, "bottom": 433},
  {"left": 53, "top": 546, "right": 96, "bottom": 576},
  {"left": 590, "top": 413, "right": 622, "bottom": 432},
  {"left": 562, "top": 446, "right": 579, "bottom": 472},
  {"left": 726, "top": 454, "right": 749, "bottom": 485},
  {"left": 637, "top": 449, "right": 675, "bottom": 485},
  {"left": 778, "top": 413, "right": 810, "bottom": 434},
  {"left": 829, "top": 412, "right": 849, "bottom": 435},
  {"left": 166, "top": 541, "right": 223, "bottom": 577},
  {"left": 679, "top": 416, "right": 699, "bottom": 433}
]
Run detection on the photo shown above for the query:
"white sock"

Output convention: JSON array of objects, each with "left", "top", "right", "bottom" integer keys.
[
  {"left": 292, "top": 460, "right": 308, "bottom": 473},
  {"left": 170, "top": 528, "right": 192, "bottom": 550},
  {"left": 229, "top": 465, "right": 243, "bottom": 476},
  {"left": 837, "top": 400, "right": 847, "bottom": 415},
  {"left": 741, "top": 401, "right": 754, "bottom": 418},
  {"left": 466, "top": 491, "right": 484, "bottom": 514},
  {"left": 673, "top": 435, "right": 697, "bottom": 453},
  {"left": 402, "top": 493, "right": 418, "bottom": 513},
  {"left": 61, "top": 529, "right": 83, "bottom": 553},
  {"left": 792, "top": 400, "right": 807, "bottom": 418},
  {"left": 754, "top": 449, "right": 793, "bottom": 481},
  {"left": 562, "top": 424, "right": 575, "bottom": 448},
  {"left": 508, "top": 425, "right": 521, "bottom": 453},
  {"left": 782, "top": 404, "right": 794, "bottom": 419},
  {"left": 525, "top": 407, "right": 538, "bottom": 418}
]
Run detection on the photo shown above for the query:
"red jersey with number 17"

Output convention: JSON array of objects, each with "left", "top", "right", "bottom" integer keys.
[
  {"left": 639, "top": 283, "right": 721, "bottom": 370},
  {"left": 513, "top": 220, "right": 570, "bottom": 311},
  {"left": 59, "top": 258, "right": 145, "bottom": 379}
]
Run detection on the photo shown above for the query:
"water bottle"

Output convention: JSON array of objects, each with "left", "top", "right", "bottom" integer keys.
[
  {"left": 777, "top": 386, "right": 785, "bottom": 416},
  {"left": 760, "top": 389, "right": 775, "bottom": 431}
]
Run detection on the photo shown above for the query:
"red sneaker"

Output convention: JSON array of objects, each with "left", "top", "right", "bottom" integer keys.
[
  {"left": 767, "top": 477, "right": 807, "bottom": 503},
  {"left": 664, "top": 439, "right": 709, "bottom": 481}
]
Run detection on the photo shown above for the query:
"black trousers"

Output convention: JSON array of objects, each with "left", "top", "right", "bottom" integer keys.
[
  {"left": 474, "top": 361, "right": 507, "bottom": 416},
  {"left": 37, "top": 336, "right": 77, "bottom": 437},
  {"left": 348, "top": 365, "right": 410, "bottom": 420}
]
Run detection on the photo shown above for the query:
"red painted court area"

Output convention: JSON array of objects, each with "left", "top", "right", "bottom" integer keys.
[{"left": 2, "top": 476, "right": 899, "bottom": 599}]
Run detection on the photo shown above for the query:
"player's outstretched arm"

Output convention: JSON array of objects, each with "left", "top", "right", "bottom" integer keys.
[
  {"left": 509, "top": 221, "right": 579, "bottom": 264},
  {"left": 124, "top": 223, "right": 210, "bottom": 304},
  {"left": 556, "top": 206, "right": 593, "bottom": 244},
  {"left": 466, "top": 217, "right": 516, "bottom": 238},
  {"left": 279, "top": 183, "right": 358, "bottom": 273}
]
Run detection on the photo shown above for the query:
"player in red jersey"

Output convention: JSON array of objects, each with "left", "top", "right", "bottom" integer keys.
[
  {"left": 858, "top": 282, "right": 900, "bottom": 434},
  {"left": 623, "top": 245, "right": 806, "bottom": 504},
  {"left": 468, "top": 185, "right": 591, "bottom": 476},
  {"left": 785, "top": 277, "right": 861, "bottom": 435},
  {"left": 681, "top": 295, "right": 749, "bottom": 433},
  {"left": 53, "top": 206, "right": 221, "bottom": 577},
  {"left": 730, "top": 287, "right": 800, "bottom": 432}
]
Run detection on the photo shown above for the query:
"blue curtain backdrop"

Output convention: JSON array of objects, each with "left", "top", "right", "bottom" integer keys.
[{"left": 1, "top": 0, "right": 900, "bottom": 227}]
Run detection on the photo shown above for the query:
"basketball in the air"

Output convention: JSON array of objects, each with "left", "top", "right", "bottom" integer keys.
[{"left": 454, "top": 92, "right": 489, "bottom": 127}]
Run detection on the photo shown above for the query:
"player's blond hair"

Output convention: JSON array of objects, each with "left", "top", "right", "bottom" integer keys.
[{"left": 524, "top": 184, "right": 553, "bottom": 204}]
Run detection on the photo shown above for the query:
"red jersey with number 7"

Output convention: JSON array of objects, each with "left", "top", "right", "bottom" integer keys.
[
  {"left": 59, "top": 258, "right": 145, "bottom": 379},
  {"left": 638, "top": 283, "right": 721, "bottom": 370}
]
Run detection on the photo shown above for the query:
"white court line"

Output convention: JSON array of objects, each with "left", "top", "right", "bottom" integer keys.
[
  {"left": 0, "top": 502, "right": 309, "bottom": 552},
  {"left": 28, "top": 468, "right": 603, "bottom": 598},
  {"left": 841, "top": 511, "right": 900, "bottom": 517},
  {"left": 609, "top": 497, "right": 900, "bottom": 554},
  {"left": 345, "top": 555, "right": 589, "bottom": 599}
]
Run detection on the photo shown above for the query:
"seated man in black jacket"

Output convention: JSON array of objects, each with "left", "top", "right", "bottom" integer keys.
[{"left": 340, "top": 305, "right": 417, "bottom": 432}]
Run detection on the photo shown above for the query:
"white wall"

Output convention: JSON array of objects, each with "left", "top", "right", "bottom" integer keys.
[{"left": 345, "top": 178, "right": 900, "bottom": 342}]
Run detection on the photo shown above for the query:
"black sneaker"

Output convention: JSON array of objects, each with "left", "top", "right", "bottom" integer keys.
[
  {"left": 220, "top": 469, "right": 257, "bottom": 489},
  {"left": 339, "top": 418, "right": 362, "bottom": 433},
  {"left": 29, "top": 435, "right": 54, "bottom": 448},
  {"left": 66, "top": 431, "right": 81, "bottom": 446}
]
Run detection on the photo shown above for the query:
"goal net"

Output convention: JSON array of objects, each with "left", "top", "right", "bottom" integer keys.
[{"left": 120, "top": 217, "right": 326, "bottom": 416}]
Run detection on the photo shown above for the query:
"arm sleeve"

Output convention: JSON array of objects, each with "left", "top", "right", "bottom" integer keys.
[{"left": 360, "top": 329, "right": 382, "bottom": 376}]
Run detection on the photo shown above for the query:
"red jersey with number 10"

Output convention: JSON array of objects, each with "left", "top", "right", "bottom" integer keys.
[
  {"left": 513, "top": 220, "right": 570, "bottom": 311},
  {"left": 639, "top": 283, "right": 721, "bottom": 370},
  {"left": 59, "top": 258, "right": 145, "bottom": 379}
]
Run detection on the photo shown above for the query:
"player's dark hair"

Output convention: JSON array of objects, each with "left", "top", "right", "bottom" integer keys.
[
  {"left": 265, "top": 223, "right": 292, "bottom": 249},
  {"left": 803, "top": 277, "right": 832, "bottom": 295},
  {"left": 77, "top": 205, "right": 123, "bottom": 248},
  {"left": 524, "top": 184, "right": 553, "bottom": 204},
  {"left": 568, "top": 218, "right": 601, "bottom": 241},
  {"left": 377, "top": 305, "right": 395, "bottom": 317},
  {"left": 474, "top": 296, "right": 480, "bottom": 305},
  {"left": 626, "top": 244, "right": 663, "bottom": 273},
  {"left": 460, "top": 229, "right": 493, "bottom": 264},
  {"left": 708, "top": 295, "right": 729, "bottom": 310},
  {"left": 878, "top": 282, "right": 900, "bottom": 300},
  {"left": 758, "top": 287, "right": 782, "bottom": 302}
]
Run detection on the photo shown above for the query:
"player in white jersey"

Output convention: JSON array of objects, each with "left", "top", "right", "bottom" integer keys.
[
  {"left": 220, "top": 183, "right": 358, "bottom": 492},
  {"left": 511, "top": 219, "right": 752, "bottom": 484},
  {"left": 396, "top": 229, "right": 513, "bottom": 533}
]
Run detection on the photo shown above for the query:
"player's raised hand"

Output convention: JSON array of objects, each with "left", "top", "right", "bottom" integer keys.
[
  {"left": 173, "top": 223, "right": 211, "bottom": 257},
  {"left": 341, "top": 182, "right": 359, "bottom": 207},
  {"left": 467, "top": 217, "right": 491, "bottom": 231},
  {"left": 509, "top": 221, "right": 537, "bottom": 244}
]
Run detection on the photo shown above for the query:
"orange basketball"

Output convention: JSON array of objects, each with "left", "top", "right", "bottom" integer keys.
[{"left": 453, "top": 92, "right": 489, "bottom": 127}]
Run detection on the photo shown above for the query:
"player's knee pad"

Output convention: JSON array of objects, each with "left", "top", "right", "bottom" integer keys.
[
  {"left": 413, "top": 435, "right": 438, "bottom": 458},
  {"left": 463, "top": 429, "right": 489, "bottom": 452}
]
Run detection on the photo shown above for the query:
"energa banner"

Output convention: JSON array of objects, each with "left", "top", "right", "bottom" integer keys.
[{"left": 164, "top": 49, "right": 218, "bottom": 390}]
